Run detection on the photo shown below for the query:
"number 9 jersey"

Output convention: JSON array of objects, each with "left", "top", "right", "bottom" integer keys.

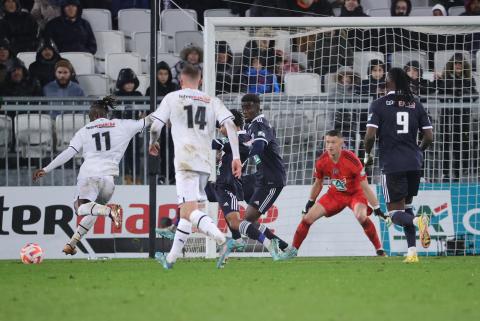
[
  {"left": 69, "top": 117, "right": 147, "bottom": 179},
  {"left": 150, "top": 88, "right": 234, "bottom": 174},
  {"left": 366, "top": 91, "right": 433, "bottom": 174}
]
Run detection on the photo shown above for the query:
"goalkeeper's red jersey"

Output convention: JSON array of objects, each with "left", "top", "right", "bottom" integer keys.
[{"left": 314, "top": 150, "right": 367, "bottom": 195}]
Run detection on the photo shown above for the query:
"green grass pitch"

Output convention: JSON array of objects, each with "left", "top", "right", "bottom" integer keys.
[{"left": 1, "top": 257, "right": 479, "bottom": 321}]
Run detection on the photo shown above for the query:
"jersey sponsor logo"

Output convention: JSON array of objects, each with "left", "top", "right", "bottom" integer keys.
[
  {"left": 331, "top": 178, "right": 347, "bottom": 191},
  {"left": 86, "top": 122, "right": 116, "bottom": 129},
  {"left": 386, "top": 100, "right": 394, "bottom": 105},
  {"left": 257, "top": 131, "right": 266, "bottom": 137},
  {"left": 179, "top": 94, "right": 211, "bottom": 104}
]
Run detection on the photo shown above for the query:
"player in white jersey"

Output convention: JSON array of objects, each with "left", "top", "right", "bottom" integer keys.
[
  {"left": 32, "top": 96, "right": 151, "bottom": 256},
  {"left": 149, "top": 64, "right": 242, "bottom": 269}
]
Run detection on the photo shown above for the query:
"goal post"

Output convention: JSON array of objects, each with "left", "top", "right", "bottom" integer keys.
[{"left": 200, "top": 16, "right": 480, "bottom": 257}]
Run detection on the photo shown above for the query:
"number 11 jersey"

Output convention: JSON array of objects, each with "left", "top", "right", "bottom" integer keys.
[
  {"left": 69, "top": 117, "right": 147, "bottom": 179},
  {"left": 151, "top": 88, "right": 233, "bottom": 174},
  {"left": 366, "top": 91, "right": 432, "bottom": 174}
]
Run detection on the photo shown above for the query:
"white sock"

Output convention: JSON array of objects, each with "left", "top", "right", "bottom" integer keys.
[
  {"left": 69, "top": 215, "right": 97, "bottom": 247},
  {"left": 413, "top": 217, "right": 419, "bottom": 227},
  {"left": 78, "top": 202, "right": 111, "bottom": 216},
  {"left": 190, "top": 209, "right": 226, "bottom": 245},
  {"left": 166, "top": 218, "right": 192, "bottom": 264},
  {"left": 407, "top": 246, "right": 417, "bottom": 256}
]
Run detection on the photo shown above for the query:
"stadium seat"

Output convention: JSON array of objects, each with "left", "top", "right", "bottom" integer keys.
[
  {"left": 0, "top": 115, "right": 12, "bottom": 157},
  {"left": 136, "top": 74, "right": 150, "bottom": 96},
  {"left": 289, "top": 51, "right": 308, "bottom": 69},
  {"left": 15, "top": 114, "right": 52, "bottom": 158},
  {"left": 82, "top": 9, "right": 112, "bottom": 31},
  {"left": 361, "top": 0, "right": 390, "bottom": 11},
  {"left": 55, "top": 113, "right": 89, "bottom": 150},
  {"left": 118, "top": 9, "right": 151, "bottom": 50},
  {"left": 284, "top": 73, "right": 321, "bottom": 95},
  {"left": 160, "top": 9, "right": 198, "bottom": 36},
  {"left": 133, "top": 32, "right": 172, "bottom": 58},
  {"left": 353, "top": 51, "right": 384, "bottom": 80},
  {"left": 410, "top": 7, "right": 434, "bottom": 16},
  {"left": 274, "top": 30, "right": 291, "bottom": 54},
  {"left": 16, "top": 52, "right": 36, "bottom": 69},
  {"left": 390, "top": 51, "right": 428, "bottom": 71},
  {"left": 215, "top": 30, "right": 249, "bottom": 54},
  {"left": 411, "top": 0, "right": 430, "bottom": 6},
  {"left": 105, "top": 52, "right": 142, "bottom": 82},
  {"left": 322, "top": 72, "right": 337, "bottom": 94},
  {"left": 94, "top": 31, "right": 125, "bottom": 73},
  {"left": 367, "top": 8, "right": 390, "bottom": 17},
  {"left": 434, "top": 50, "right": 471, "bottom": 73},
  {"left": 204, "top": 9, "right": 239, "bottom": 18},
  {"left": 175, "top": 31, "right": 203, "bottom": 54},
  {"left": 448, "top": 6, "right": 464, "bottom": 16},
  {"left": 61, "top": 52, "right": 95, "bottom": 75},
  {"left": 77, "top": 74, "right": 110, "bottom": 97}
]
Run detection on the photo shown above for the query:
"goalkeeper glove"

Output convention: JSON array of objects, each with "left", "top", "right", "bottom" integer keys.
[{"left": 302, "top": 200, "right": 315, "bottom": 215}]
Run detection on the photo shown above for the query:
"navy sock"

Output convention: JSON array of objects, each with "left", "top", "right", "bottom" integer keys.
[
  {"left": 230, "top": 228, "right": 242, "bottom": 240},
  {"left": 259, "top": 225, "right": 288, "bottom": 250},
  {"left": 391, "top": 210, "right": 414, "bottom": 227},
  {"left": 239, "top": 221, "right": 265, "bottom": 243},
  {"left": 391, "top": 211, "right": 416, "bottom": 248}
]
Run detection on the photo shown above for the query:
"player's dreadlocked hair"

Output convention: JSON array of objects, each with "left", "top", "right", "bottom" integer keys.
[
  {"left": 230, "top": 109, "right": 245, "bottom": 129},
  {"left": 89, "top": 95, "right": 117, "bottom": 119},
  {"left": 388, "top": 67, "right": 415, "bottom": 105}
]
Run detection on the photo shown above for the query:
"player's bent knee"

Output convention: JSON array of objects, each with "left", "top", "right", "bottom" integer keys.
[{"left": 77, "top": 201, "right": 96, "bottom": 216}]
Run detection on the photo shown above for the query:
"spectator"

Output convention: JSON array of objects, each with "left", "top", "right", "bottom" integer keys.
[
  {"left": 113, "top": 68, "right": 142, "bottom": 185},
  {"left": 146, "top": 61, "right": 178, "bottom": 96},
  {"left": 403, "top": 60, "right": 435, "bottom": 97},
  {"left": 29, "top": 38, "right": 62, "bottom": 87},
  {"left": 145, "top": 61, "right": 177, "bottom": 185},
  {"left": 0, "top": 0, "right": 39, "bottom": 53},
  {"left": 250, "top": 0, "right": 333, "bottom": 17},
  {"left": 274, "top": 50, "right": 302, "bottom": 91},
  {"left": 360, "top": 59, "right": 386, "bottom": 98},
  {"left": 31, "top": 0, "right": 61, "bottom": 29},
  {"left": 432, "top": 3, "right": 447, "bottom": 16},
  {"left": 215, "top": 41, "right": 236, "bottom": 95},
  {"left": 436, "top": 53, "right": 477, "bottom": 97},
  {"left": 391, "top": 0, "right": 411, "bottom": 16},
  {"left": 0, "top": 38, "right": 19, "bottom": 87},
  {"left": 436, "top": 53, "right": 478, "bottom": 181},
  {"left": 340, "top": 0, "right": 368, "bottom": 17},
  {"left": 1, "top": 59, "right": 42, "bottom": 96},
  {"left": 461, "top": 0, "right": 480, "bottom": 15},
  {"left": 44, "top": 0, "right": 97, "bottom": 54},
  {"left": 20, "top": 0, "right": 34, "bottom": 10},
  {"left": 171, "top": 46, "right": 203, "bottom": 85},
  {"left": 242, "top": 27, "right": 276, "bottom": 72},
  {"left": 328, "top": 66, "right": 360, "bottom": 97},
  {"left": 244, "top": 56, "right": 280, "bottom": 94},
  {"left": 43, "top": 59, "right": 84, "bottom": 96}
]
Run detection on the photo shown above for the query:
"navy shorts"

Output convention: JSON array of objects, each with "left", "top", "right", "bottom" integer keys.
[
  {"left": 205, "top": 182, "right": 240, "bottom": 216},
  {"left": 381, "top": 171, "right": 421, "bottom": 203},
  {"left": 248, "top": 186, "right": 283, "bottom": 214}
]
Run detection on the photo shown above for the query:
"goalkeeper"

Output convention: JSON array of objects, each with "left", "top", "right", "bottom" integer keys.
[{"left": 279, "top": 130, "right": 388, "bottom": 260}]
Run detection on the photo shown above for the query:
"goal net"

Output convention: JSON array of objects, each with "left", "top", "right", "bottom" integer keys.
[{"left": 178, "top": 16, "right": 480, "bottom": 258}]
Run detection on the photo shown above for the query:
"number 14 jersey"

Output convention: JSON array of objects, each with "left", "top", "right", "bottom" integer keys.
[
  {"left": 69, "top": 117, "right": 147, "bottom": 179},
  {"left": 151, "top": 88, "right": 233, "bottom": 174}
]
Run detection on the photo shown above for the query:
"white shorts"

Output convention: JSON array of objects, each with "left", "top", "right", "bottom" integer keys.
[
  {"left": 75, "top": 176, "right": 115, "bottom": 205},
  {"left": 175, "top": 170, "right": 210, "bottom": 204}
]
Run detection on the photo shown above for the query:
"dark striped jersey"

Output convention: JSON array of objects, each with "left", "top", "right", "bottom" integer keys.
[
  {"left": 246, "top": 114, "right": 286, "bottom": 187},
  {"left": 212, "top": 131, "right": 250, "bottom": 197},
  {"left": 367, "top": 91, "right": 433, "bottom": 174}
]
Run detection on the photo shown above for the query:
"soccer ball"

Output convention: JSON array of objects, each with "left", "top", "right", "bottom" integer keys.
[{"left": 20, "top": 243, "right": 44, "bottom": 264}]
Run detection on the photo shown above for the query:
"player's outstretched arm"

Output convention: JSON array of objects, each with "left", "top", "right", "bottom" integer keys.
[
  {"left": 363, "top": 127, "right": 377, "bottom": 166},
  {"left": 148, "top": 119, "right": 165, "bottom": 156},
  {"left": 32, "top": 147, "right": 78, "bottom": 182},
  {"left": 223, "top": 118, "right": 242, "bottom": 178},
  {"left": 303, "top": 178, "right": 323, "bottom": 214}
]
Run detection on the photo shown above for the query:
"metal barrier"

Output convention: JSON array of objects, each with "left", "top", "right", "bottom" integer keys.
[{"left": 1, "top": 97, "right": 479, "bottom": 186}]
